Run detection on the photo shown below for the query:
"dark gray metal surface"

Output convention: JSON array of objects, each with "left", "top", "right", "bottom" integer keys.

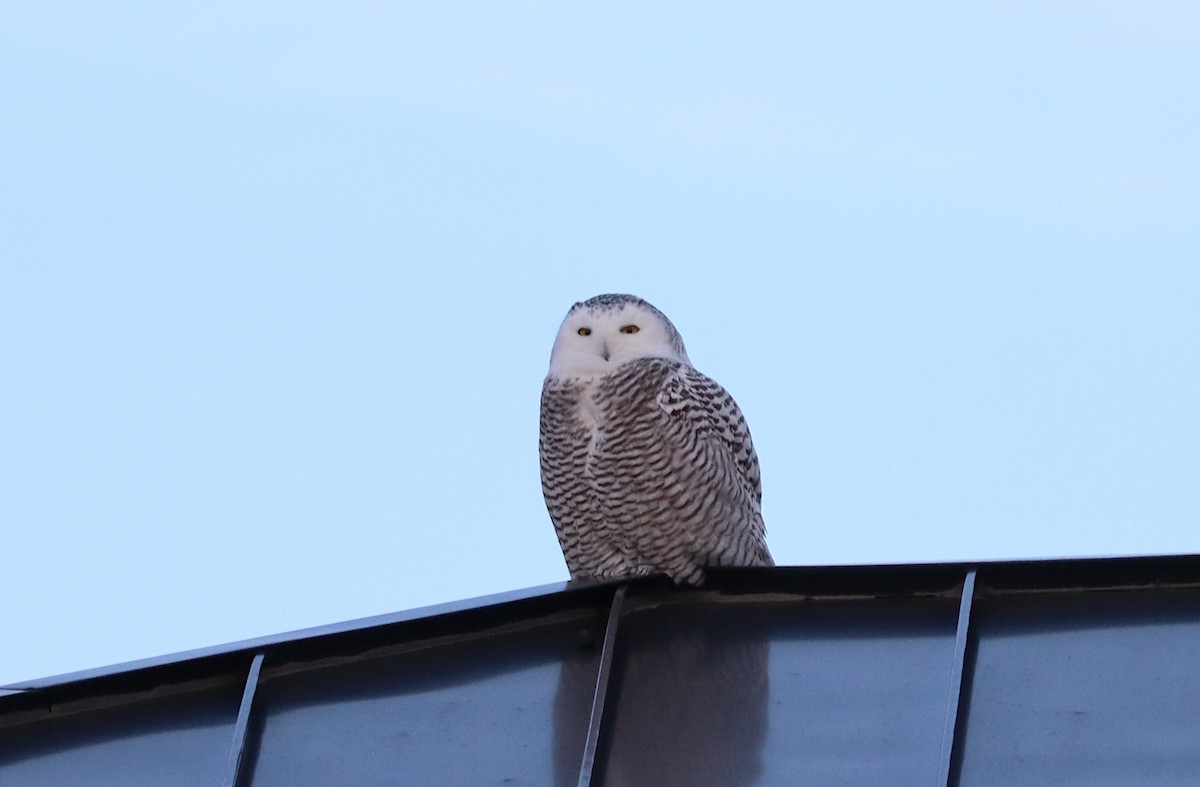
[
  {"left": 0, "top": 686, "right": 241, "bottom": 786},
  {"left": 245, "top": 609, "right": 606, "bottom": 787},
  {"left": 769, "top": 595, "right": 955, "bottom": 785},
  {"left": 595, "top": 595, "right": 960, "bottom": 786},
  {"left": 2, "top": 555, "right": 1199, "bottom": 786},
  {"left": 956, "top": 589, "right": 1200, "bottom": 786}
]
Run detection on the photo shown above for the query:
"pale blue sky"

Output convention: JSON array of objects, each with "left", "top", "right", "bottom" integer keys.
[{"left": 3, "top": 3, "right": 1198, "bottom": 685}]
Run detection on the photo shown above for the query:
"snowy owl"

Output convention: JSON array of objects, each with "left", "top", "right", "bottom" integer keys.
[{"left": 539, "top": 293, "right": 773, "bottom": 585}]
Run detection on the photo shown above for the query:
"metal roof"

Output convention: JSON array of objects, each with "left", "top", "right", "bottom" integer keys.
[{"left": 3, "top": 555, "right": 1200, "bottom": 786}]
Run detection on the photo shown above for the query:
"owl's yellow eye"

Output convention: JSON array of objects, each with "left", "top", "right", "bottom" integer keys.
[
  {"left": 619, "top": 324, "right": 640, "bottom": 334},
  {"left": 577, "top": 327, "right": 592, "bottom": 336}
]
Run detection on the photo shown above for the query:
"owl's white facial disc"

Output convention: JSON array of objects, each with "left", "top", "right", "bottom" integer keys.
[{"left": 547, "top": 295, "right": 690, "bottom": 379}]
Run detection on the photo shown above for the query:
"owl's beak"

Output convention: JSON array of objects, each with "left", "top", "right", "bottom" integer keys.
[{"left": 601, "top": 342, "right": 610, "bottom": 362}]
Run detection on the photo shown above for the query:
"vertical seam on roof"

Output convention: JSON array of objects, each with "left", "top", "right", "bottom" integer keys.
[
  {"left": 938, "top": 570, "right": 977, "bottom": 787},
  {"left": 577, "top": 584, "right": 626, "bottom": 787},
  {"left": 223, "top": 652, "right": 265, "bottom": 787}
]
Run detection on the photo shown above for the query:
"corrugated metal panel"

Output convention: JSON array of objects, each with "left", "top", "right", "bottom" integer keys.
[{"left": 2, "top": 556, "right": 1199, "bottom": 786}]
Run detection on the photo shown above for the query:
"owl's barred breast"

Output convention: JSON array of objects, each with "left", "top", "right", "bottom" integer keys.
[{"left": 540, "top": 357, "right": 772, "bottom": 585}]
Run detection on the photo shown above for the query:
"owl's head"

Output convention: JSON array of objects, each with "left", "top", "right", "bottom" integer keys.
[{"left": 548, "top": 294, "right": 691, "bottom": 379}]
